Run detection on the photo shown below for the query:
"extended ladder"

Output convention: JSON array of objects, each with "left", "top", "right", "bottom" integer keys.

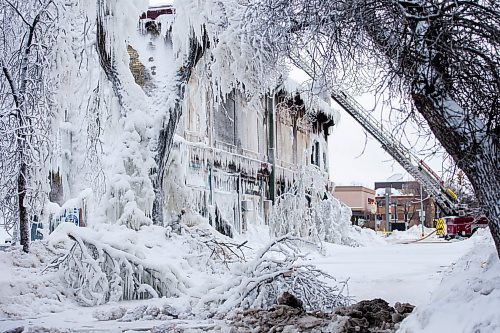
[{"left": 331, "top": 91, "right": 458, "bottom": 216}]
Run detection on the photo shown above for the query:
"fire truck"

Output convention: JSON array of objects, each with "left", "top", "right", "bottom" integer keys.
[
  {"left": 331, "top": 91, "right": 488, "bottom": 238},
  {"left": 444, "top": 216, "right": 488, "bottom": 239}
]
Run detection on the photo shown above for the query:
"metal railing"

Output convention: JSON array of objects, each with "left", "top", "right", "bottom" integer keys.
[
  {"left": 214, "top": 140, "right": 238, "bottom": 154},
  {"left": 179, "top": 138, "right": 329, "bottom": 188},
  {"left": 184, "top": 130, "right": 204, "bottom": 143},
  {"left": 178, "top": 139, "right": 271, "bottom": 178}
]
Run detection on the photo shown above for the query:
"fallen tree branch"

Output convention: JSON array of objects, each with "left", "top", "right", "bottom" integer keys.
[
  {"left": 196, "top": 236, "right": 352, "bottom": 317},
  {"left": 44, "top": 226, "right": 188, "bottom": 306}
]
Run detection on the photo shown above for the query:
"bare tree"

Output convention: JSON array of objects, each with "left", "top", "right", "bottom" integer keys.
[
  {"left": 248, "top": 0, "right": 500, "bottom": 256},
  {"left": 0, "top": 0, "right": 58, "bottom": 252}
]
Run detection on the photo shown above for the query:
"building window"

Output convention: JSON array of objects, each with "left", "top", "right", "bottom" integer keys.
[{"left": 311, "top": 141, "right": 320, "bottom": 166}]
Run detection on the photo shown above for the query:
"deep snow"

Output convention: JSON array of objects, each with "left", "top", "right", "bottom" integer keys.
[{"left": 1, "top": 226, "right": 498, "bottom": 332}]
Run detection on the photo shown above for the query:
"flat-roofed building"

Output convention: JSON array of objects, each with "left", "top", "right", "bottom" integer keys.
[{"left": 333, "top": 186, "right": 376, "bottom": 228}]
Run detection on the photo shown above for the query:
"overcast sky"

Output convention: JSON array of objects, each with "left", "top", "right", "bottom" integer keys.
[
  {"left": 328, "top": 105, "right": 409, "bottom": 188},
  {"left": 149, "top": 0, "right": 173, "bottom": 6},
  {"left": 328, "top": 94, "right": 447, "bottom": 189}
]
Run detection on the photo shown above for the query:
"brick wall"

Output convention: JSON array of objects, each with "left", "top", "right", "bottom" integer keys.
[{"left": 127, "top": 45, "right": 145, "bottom": 87}]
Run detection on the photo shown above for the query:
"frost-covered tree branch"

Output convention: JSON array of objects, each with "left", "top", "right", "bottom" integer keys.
[
  {"left": 45, "top": 224, "right": 189, "bottom": 306},
  {"left": 270, "top": 167, "right": 354, "bottom": 245},
  {"left": 0, "top": 0, "right": 58, "bottom": 252},
  {"left": 50, "top": 0, "right": 156, "bottom": 230},
  {"left": 196, "top": 236, "right": 352, "bottom": 317}
]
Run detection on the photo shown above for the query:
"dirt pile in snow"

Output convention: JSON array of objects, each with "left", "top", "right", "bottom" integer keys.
[
  {"left": 335, "top": 298, "right": 414, "bottom": 332},
  {"left": 226, "top": 295, "right": 413, "bottom": 333},
  {"left": 229, "top": 305, "right": 345, "bottom": 332}
]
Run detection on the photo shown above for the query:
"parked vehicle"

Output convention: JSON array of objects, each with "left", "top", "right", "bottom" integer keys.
[{"left": 444, "top": 216, "right": 488, "bottom": 239}]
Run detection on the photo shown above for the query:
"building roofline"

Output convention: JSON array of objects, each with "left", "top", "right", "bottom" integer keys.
[
  {"left": 148, "top": 5, "right": 173, "bottom": 10},
  {"left": 334, "top": 185, "right": 375, "bottom": 194}
]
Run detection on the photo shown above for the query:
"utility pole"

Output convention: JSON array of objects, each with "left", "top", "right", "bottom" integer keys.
[
  {"left": 420, "top": 184, "right": 425, "bottom": 237},
  {"left": 385, "top": 187, "right": 390, "bottom": 232}
]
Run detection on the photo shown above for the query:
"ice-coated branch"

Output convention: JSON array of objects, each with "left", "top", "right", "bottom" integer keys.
[
  {"left": 44, "top": 225, "right": 189, "bottom": 306},
  {"left": 202, "top": 238, "right": 249, "bottom": 267},
  {"left": 270, "top": 166, "right": 353, "bottom": 245},
  {"left": 196, "top": 236, "right": 352, "bottom": 317}
]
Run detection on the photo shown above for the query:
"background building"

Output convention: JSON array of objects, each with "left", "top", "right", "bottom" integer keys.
[
  {"left": 332, "top": 186, "right": 376, "bottom": 227},
  {"left": 374, "top": 181, "right": 436, "bottom": 231}
]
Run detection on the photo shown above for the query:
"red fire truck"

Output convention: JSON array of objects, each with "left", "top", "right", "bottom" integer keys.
[{"left": 444, "top": 216, "right": 488, "bottom": 239}]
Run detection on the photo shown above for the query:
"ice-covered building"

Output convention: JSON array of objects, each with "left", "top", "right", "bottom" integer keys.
[
  {"left": 131, "top": 5, "right": 338, "bottom": 234},
  {"left": 39, "top": 2, "right": 339, "bottom": 238},
  {"left": 175, "top": 83, "right": 337, "bottom": 233}
]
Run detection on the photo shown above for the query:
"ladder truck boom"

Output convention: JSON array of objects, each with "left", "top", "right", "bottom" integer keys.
[{"left": 331, "top": 91, "right": 458, "bottom": 216}]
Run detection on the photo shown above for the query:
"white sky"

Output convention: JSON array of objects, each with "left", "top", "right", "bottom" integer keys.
[
  {"left": 149, "top": 0, "right": 173, "bottom": 6},
  {"left": 328, "top": 106, "right": 408, "bottom": 187},
  {"left": 328, "top": 94, "right": 446, "bottom": 189}
]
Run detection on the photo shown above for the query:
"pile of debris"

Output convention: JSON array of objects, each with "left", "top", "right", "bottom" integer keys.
[
  {"left": 228, "top": 293, "right": 414, "bottom": 333},
  {"left": 230, "top": 305, "right": 343, "bottom": 332},
  {"left": 335, "top": 298, "right": 415, "bottom": 333}
]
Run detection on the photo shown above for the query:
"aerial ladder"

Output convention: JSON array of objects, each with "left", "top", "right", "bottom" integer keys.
[{"left": 331, "top": 91, "right": 459, "bottom": 216}]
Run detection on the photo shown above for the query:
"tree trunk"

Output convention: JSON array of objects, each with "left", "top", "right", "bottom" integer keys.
[
  {"left": 96, "top": 1, "right": 124, "bottom": 108},
  {"left": 13, "top": 7, "right": 43, "bottom": 254},
  {"left": 152, "top": 31, "right": 208, "bottom": 224},
  {"left": 18, "top": 161, "right": 29, "bottom": 253},
  {"left": 360, "top": 2, "right": 500, "bottom": 258},
  {"left": 412, "top": 91, "right": 500, "bottom": 257},
  {"left": 152, "top": 102, "right": 182, "bottom": 224}
]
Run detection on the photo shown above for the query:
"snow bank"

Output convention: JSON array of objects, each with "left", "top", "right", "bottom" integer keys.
[
  {"left": 346, "top": 226, "right": 387, "bottom": 247},
  {"left": 398, "top": 228, "right": 500, "bottom": 333},
  {"left": 0, "top": 242, "right": 68, "bottom": 319},
  {"left": 388, "top": 225, "right": 436, "bottom": 242}
]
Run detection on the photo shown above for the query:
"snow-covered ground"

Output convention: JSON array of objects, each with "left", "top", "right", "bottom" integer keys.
[
  {"left": 387, "top": 225, "right": 438, "bottom": 243},
  {"left": 399, "top": 228, "right": 500, "bottom": 332},
  {"left": 313, "top": 236, "right": 473, "bottom": 306},
  {"left": 1, "top": 225, "right": 497, "bottom": 332}
]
